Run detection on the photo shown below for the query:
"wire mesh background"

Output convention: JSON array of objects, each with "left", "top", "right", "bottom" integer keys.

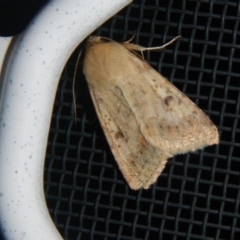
[{"left": 44, "top": 0, "right": 240, "bottom": 239}]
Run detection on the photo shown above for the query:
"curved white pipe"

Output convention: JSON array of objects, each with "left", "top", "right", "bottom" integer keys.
[
  {"left": 0, "top": 0, "right": 132, "bottom": 239},
  {"left": 0, "top": 37, "right": 12, "bottom": 69}
]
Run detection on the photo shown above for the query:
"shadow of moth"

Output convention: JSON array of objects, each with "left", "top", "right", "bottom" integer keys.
[{"left": 82, "top": 36, "right": 219, "bottom": 190}]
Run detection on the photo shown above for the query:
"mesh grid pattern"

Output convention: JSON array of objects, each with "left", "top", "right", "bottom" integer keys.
[{"left": 44, "top": 1, "right": 240, "bottom": 239}]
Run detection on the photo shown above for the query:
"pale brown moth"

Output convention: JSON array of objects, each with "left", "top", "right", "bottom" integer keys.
[{"left": 81, "top": 35, "right": 219, "bottom": 190}]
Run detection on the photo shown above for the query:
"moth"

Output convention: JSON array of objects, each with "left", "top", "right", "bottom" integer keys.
[{"left": 81, "top": 35, "right": 219, "bottom": 190}]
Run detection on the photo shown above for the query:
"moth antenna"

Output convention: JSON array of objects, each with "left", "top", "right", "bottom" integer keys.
[
  {"left": 122, "top": 35, "right": 181, "bottom": 59},
  {"left": 141, "top": 35, "right": 181, "bottom": 52},
  {"left": 124, "top": 31, "right": 136, "bottom": 43},
  {"left": 72, "top": 49, "right": 82, "bottom": 122}
]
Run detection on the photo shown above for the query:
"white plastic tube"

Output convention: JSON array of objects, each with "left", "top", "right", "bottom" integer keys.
[{"left": 0, "top": 0, "right": 132, "bottom": 239}]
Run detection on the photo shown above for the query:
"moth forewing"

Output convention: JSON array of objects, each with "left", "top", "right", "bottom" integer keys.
[{"left": 82, "top": 36, "right": 219, "bottom": 190}]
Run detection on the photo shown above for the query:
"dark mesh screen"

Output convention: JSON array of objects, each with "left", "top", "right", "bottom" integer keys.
[{"left": 44, "top": 1, "right": 240, "bottom": 239}]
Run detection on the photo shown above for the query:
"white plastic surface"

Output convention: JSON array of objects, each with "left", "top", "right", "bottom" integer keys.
[{"left": 0, "top": 0, "right": 132, "bottom": 239}]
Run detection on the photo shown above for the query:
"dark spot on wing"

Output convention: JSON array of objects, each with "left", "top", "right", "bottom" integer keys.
[
  {"left": 115, "top": 131, "right": 124, "bottom": 139},
  {"left": 164, "top": 95, "right": 174, "bottom": 106}
]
